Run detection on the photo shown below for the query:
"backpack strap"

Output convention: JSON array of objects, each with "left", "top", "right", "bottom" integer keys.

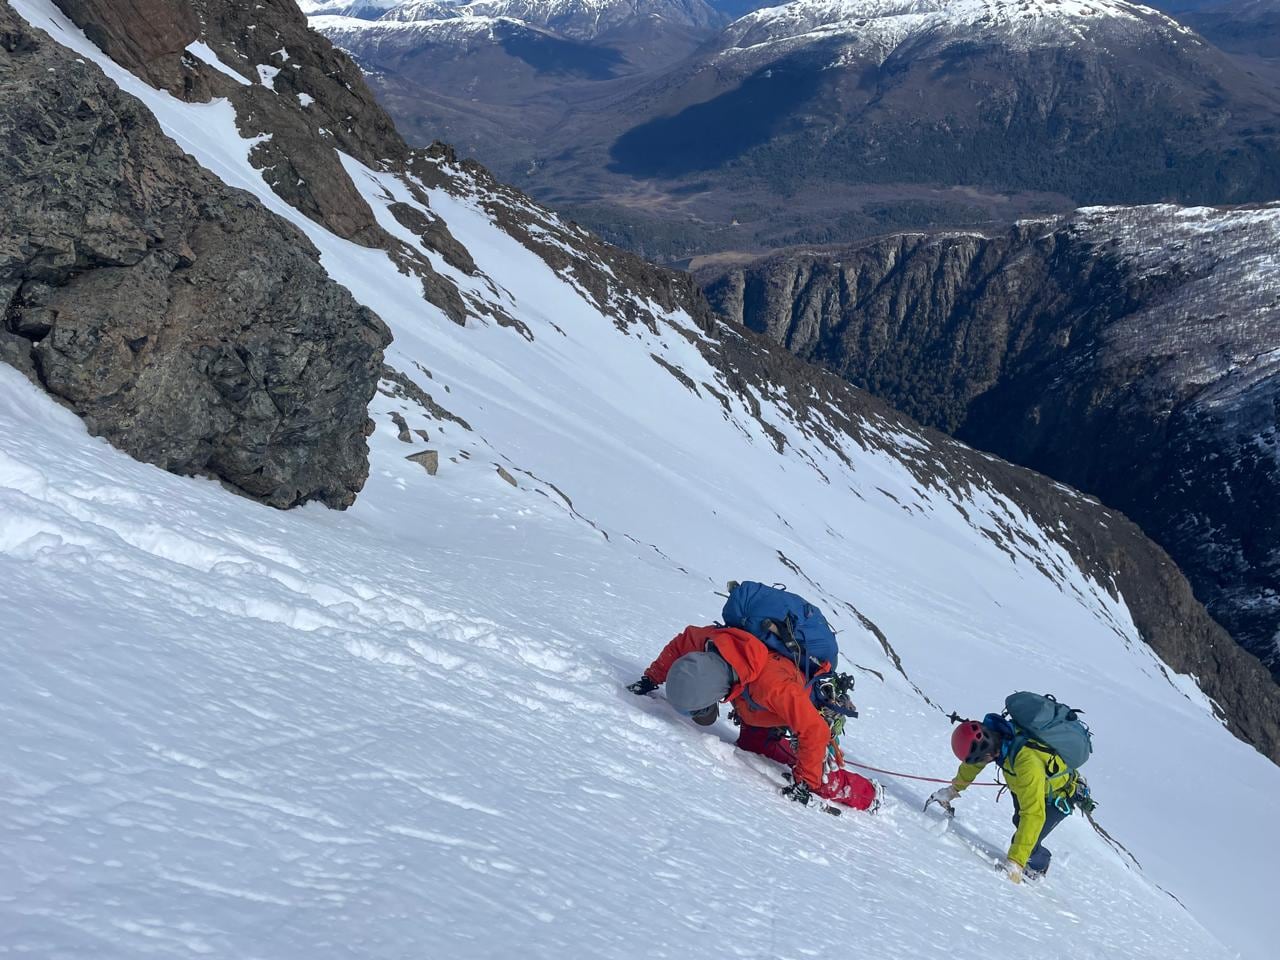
[
  {"left": 764, "top": 617, "right": 805, "bottom": 671},
  {"left": 1004, "top": 733, "right": 1079, "bottom": 801}
]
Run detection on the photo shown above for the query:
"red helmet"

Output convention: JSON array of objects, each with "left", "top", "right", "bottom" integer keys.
[{"left": 951, "top": 720, "right": 998, "bottom": 764}]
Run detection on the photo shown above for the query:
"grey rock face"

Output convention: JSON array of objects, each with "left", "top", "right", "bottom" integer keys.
[
  {"left": 54, "top": 0, "right": 203, "bottom": 93},
  {"left": 1, "top": 3, "right": 391, "bottom": 508},
  {"left": 406, "top": 449, "right": 439, "bottom": 475},
  {"left": 704, "top": 204, "right": 1280, "bottom": 678}
]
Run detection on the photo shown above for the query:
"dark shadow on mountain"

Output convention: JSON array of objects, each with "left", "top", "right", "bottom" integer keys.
[
  {"left": 606, "top": 50, "right": 830, "bottom": 177},
  {"left": 497, "top": 25, "right": 626, "bottom": 80}
]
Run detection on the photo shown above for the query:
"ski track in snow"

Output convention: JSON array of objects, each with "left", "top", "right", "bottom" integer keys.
[{"left": 3, "top": 2, "right": 1278, "bottom": 958}]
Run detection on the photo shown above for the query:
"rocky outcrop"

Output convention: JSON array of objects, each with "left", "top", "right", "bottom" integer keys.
[
  {"left": 703, "top": 204, "right": 1280, "bottom": 678},
  {"left": 55, "top": 0, "right": 201, "bottom": 92},
  {"left": 1, "top": 2, "right": 390, "bottom": 508},
  {"left": 186, "top": 0, "right": 407, "bottom": 245}
]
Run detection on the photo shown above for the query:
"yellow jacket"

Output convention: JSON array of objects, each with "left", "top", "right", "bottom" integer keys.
[{"left": 953, "top": 744, "right": 1080, "bottom": 866}]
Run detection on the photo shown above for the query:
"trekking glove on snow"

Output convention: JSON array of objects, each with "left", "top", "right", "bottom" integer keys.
[
  {"left": 925, "top": 785, "right": 959, "bottom": 816},
  {"left": 1004, "top": 858, "right": 1024, "bottom": 884},
  {"left": 627, "top": 676, "right": 659, "bottom": 695}
]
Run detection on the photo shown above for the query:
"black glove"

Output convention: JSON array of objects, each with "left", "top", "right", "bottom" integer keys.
[
  {"left": 782, "top": 779, "right": 812, "bottom": 806},
  {"left": 627, "top": 676, "right": 658, "bottom": 695}
]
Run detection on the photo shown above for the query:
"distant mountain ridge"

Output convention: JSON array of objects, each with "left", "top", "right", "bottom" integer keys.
[
  {"left": 604, "top": 0, "right": 1278, "bottom": 192},
  {"left": 313, "top": 0, "right": 1280, "bottom": 259},
  {"left": 718, "top": 0, "right": 1194, "bottom": 49},
  {"left": 1179, "top": 0, "right": 1280, "bottom": 58},
  {"left": 305, "top": 0, "right": 725, "bottom": 36},
  {"left": 309, "top": 0, "right": 726, "bottom": 179}
]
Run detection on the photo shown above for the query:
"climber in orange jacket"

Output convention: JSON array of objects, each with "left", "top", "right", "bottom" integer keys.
[{"left": 627, "top": 625, "right": 881, "bottom": 811}]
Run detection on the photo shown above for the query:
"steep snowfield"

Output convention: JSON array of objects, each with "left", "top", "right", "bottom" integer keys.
[{"left": 4, "top": 2, "right": 1279, "bottom": 958}]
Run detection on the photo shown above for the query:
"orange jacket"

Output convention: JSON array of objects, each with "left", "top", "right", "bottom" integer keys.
[{"left": 644, "top": 625, "right": 834, "bottom": 789}]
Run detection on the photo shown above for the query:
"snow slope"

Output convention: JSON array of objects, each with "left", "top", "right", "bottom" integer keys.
[{"left": 4, "top": 2, "right": 1279, "bottom": 958}]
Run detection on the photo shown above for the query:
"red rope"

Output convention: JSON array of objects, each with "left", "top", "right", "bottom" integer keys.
[{"left": 844, "top": 759, "right": 1002, "bottom": 786}]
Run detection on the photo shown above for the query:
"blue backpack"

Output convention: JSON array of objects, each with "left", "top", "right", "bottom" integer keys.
[
  {"left": 1004, "top": 692, "right": 1093, "bottom": 771},
  {"left": 721, "top": 581, "right": 839, "bottom": 681}
]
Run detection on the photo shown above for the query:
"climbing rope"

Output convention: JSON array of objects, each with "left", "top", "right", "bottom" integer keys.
[
  {"left": 1086, "top": 810, "right": 1142, "bottom": 870},
  {"left": 843, "top": 759, "right": 1002, "bottom": 786}
]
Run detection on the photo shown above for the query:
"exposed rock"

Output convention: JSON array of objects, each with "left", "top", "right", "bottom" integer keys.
[
  {"left": 406, "top": 449, "right": 438, "bottom": 475},
  {"left": 1, "top": 4, "right": 390, "bottom": 508},
  {"left": 389, "top": 411, "right": 412, "bottom": 442},
  {"left": 496, "top": 465, "right": 517, "bottom": 487},
  {"left": 381, "top": 364, "right": 471, "bottom": 431},
  {"left": 55, "top": 0, "right": 201, "bottom": 93},
  {"left": 389, "top": 201, "right": 476, "bottom": 275},
  {"left": 704, "top": 203, "right": 1280, "bottom": 679},
  {"left": 190, "top": 0, "right": 407, "bottom": 165}
]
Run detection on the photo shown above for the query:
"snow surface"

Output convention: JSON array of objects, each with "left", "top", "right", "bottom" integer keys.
[
  {"left": 183, "top": 41, "right": 250, "bottom": 85},
  {"left": 5, "top": 2, "right": 1280, "bottom": 958}
]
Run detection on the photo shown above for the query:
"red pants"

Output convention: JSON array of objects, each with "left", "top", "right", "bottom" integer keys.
[{"left": 737, "top": 725, "right": 879, "bottom": 811}]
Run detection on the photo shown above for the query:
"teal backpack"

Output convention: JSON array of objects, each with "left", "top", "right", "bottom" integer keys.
[{"left": 1004, "top": 692, "right": 1093, "bottom": 772}]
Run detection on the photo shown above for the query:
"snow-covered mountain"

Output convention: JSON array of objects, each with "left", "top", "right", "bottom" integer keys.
[
  {"left": 601, "top": 0, "right": 1280, "bottom": 195},
  {"left": 308, "top": 0, "right": 724, "bottom": 37},
  {"left": 4, "top": 2, "right": 1280, "bottom": 959},
  {"left": 297, "top": 0, "right": 408, "bottom": 15},
  {"left": 315, "top": 0, "right": 1280, "bottom": 259},
  {"left": 306, "top": 0, "right": 725, "bottom": 168},
  {"left": 718, "top": 0, "right": 1198, "bottom": 56}
]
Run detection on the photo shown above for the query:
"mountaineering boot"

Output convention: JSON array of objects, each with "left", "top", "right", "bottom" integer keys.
[{"left": 866, "top": 778, "right": 885, "bottom": 815}]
